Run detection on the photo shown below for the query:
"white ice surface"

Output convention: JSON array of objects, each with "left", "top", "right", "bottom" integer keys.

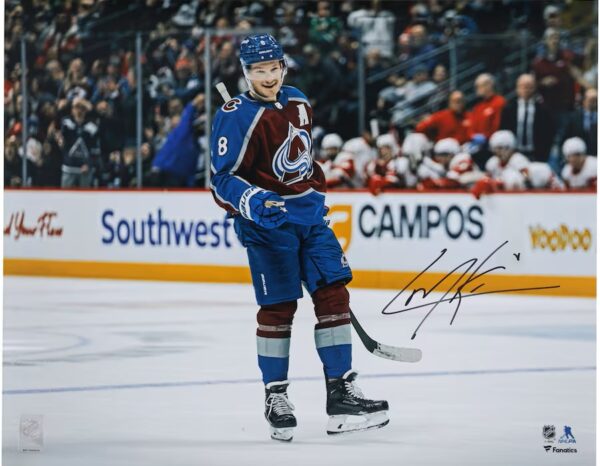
[{"left": 2, "top": 277, "right": 596, "bottom": 466}]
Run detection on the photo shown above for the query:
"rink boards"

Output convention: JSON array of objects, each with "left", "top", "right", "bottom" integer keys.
[{"left": 3, "top": 189, "right": 596, "bottom": 297}]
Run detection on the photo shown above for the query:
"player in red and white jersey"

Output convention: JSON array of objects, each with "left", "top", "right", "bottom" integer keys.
[
  {"left": 401, "top": 132, "right": 432, "bottom": 175},
  {"left": 484, "top": 130, "right": 530, "bottom": 181},
  {"left": 471, "top": 130, "right": 530, "bottom": 198},
  {"left": 341, "top": 132, "right": 377, "bottom": 186},
  {"left": 447, "top": 151, "right": 485, "bottom": 187},
  {"left": 417, "top": 137, "right": 463, "bottom": 189},
  {"left": 318, "top": 133, "right": 356, "bottom": 188},
  {"left": 561, "top": 137, "right": 597, "bottom": 189},
  {"left": 526, "top": 162, "right": 565, "bottom": 190},
  {"left": 364, "top": 134, "right": 413, "bottom": 194}
]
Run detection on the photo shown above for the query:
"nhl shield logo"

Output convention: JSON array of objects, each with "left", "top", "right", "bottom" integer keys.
[{"left": 543, "top": 425, "right": 556, "bottom": 442}]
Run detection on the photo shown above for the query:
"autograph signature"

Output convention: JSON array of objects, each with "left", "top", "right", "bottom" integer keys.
[{"left": 381, "top": 241, "right": 560, "bottom": 339}]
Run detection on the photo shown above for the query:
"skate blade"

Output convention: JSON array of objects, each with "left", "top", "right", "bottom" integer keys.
[
  {"left": 326, "top": 411, "right": 389, "bottom": 435},
  {"left": 270, "top": 426, "right": 294, "bottom": 442}
]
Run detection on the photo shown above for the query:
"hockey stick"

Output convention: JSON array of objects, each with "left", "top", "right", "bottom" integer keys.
[
  {"left": 215, "top": 82, "right": 232, "bottom": 102},
  {"left": 350, "top": 311, "right": 422, "bottom": 363}
]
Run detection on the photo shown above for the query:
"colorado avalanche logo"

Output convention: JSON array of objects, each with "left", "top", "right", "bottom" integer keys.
[
  {"left": 222, "top": 98, "right": 242, "bottom": 112},
  {"left": 272, "top": 123, "right": 313, "bottom": 185}
]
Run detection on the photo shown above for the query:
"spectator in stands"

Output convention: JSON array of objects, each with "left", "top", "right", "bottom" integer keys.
[
  {"left": 4, "top": 135, "right": 23, "bottom": 187},
  {"left": 40, "top": 121, "right": 64, "bottom": 187},
  {"left": 415, "top": 91, "right": 471, "bottom": 144},
  {"left": 275, "top": 1, "right": 308, "bottom": 57},
  {"left": 500, "top": 74, "right": 555, "bottom": 162},
  {"left": 308, "top": 1, "right": 343, "bottom": 54},
  {"left": 212, "top": 42, "right": 240, "bottom": 95},
  {"left": 561, "top": 137, "right": 597, "bottom": 189},
  {"left": 468, "top": 73, "right": 506, "bottom": 140},
  {"left": 564, "top": 88, "right": 597, "bottom": 155},
  {"left": 438, "top": 9, "right": 479, "bottom": 43},
  {"left": 95, "top": 100, "right": 125, "bottom": 185},
  {"left": 58, "top": 97, "right": 100, "bottom": 188},
  {"left": 347, "top": 0, "right": 396, "bottom": 59},
  {"left": 406, "top": 25, "right": 437, "bottom": 73},
  {"left": 59, "top": 58, "right": 91, "bottom": 101},
  {"left": 298, "top": 44, "right": 343, "bottom": 129},
  {"left": 532, "top": 27, "right": 581, "bottom": 141},
  {"left": 91, "top": 75, "right": 122, "bottom": 111},
  {"left": 154, "top": 97, "right": 184, "bottom": 152},
  {"left": 384, "top": 65, "right": 437, "bottom": 127},
  {"left": 41, "top": 60, "right": 65, "bottom": 97},
  {"left": 152, "top": 92, "right": 204, "bottom": 187},
  {"left": 581, "top": 38, "right": 597, "bottom": 88},
  {"left": 318, "top": 133, "right": 356, "bottom": 189},
  {"left": 173, "top": 57, "right": 202, "bottom": 103},
  {"left": 542, "top": 5, "right": 570, "bottom": 48},
  {"left": 428, "top": 64, "right": 450, "bottom": 112}
]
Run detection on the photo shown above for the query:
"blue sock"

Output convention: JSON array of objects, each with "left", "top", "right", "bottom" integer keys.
[
  {"left": 314, "top": 324, "right": 352, "bottom": 378},
  {"left": 257, "top": 336, "right": 290, "bottom": 384}
]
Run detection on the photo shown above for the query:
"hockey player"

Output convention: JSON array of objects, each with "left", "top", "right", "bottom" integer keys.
[
  {"left": 484, "top": 130, "right": 530, "bottom": 180},
  {"left": 340, "top": 131, "right": 377, "bottom": 186},
  {"left": 526, "top": 162, "right": 564, "bottom": 190},
  {"left": 365, "top": 133, "right": 416, "bottom": 194},
  {"left": 318, "top": 133, "right": 356, "bottom": 188},
  {"left": 471, "top": 130, "right": 529, "bottom": 198},
  {"left": 417, "top": 137, "right": 462, "bottom": 189},
  {"left": 401, "top": 132, "right": 432, "bottom": 175},
  {"left": 210, "top": 34, "right": 388, "bottom": 442},
  {"left": 561, "top": 137, "right": 597, "bottom": 189}
]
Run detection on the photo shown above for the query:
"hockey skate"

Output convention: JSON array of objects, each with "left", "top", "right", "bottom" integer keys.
[
  {"left": 326, "top": 370, "right": 389, "bottom": 435},
  {"left": 265, "top": 380, "right": 297, "bottom": 442}
]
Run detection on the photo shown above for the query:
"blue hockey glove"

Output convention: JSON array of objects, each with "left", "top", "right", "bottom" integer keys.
[
  {"left": 239, "top": 186, "right": 288, "bottom": 229},
  {"left": 470, "top": 133, "right": 487, "bottom": 146}
]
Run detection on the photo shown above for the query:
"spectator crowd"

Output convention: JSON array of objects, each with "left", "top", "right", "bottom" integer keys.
[{"left": 4, "top": 0, "right": 597, "bottom": 195}]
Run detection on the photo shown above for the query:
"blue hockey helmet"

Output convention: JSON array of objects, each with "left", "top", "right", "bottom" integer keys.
[{"left": 239, "top": 34, "right": 285, "bottom": 67}]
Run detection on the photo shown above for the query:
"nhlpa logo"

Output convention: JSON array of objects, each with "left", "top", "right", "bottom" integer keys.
[
  {"left": 272, "top": 123, "right": 313, "bottom": 185},
  {"left": 558, "top": 426, "right": 576, "bottom": 444}
]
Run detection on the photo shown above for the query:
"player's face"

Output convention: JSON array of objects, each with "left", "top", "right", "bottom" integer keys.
[
  {"left": 379, "top": 146, "right": 393, "bottom": 162},
  {"left": 324, "top": 147, "right": 339, "bottom": 160},
  {"left": 433, "top": 153, "right": 452, "bottom": 168},
  {"left": 568, "top": 153, "right": 586, "bottom": 171},
  {"left": 248, "top": 60, "right": 284, "bottom": 102},
  {"left": 494, "top": 146, "right": 513, "bottom": 162}
]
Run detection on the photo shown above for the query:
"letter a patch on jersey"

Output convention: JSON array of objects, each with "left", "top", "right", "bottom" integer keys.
[{"left": 297, "top": 104, "right": 309, "bottom": 126}]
